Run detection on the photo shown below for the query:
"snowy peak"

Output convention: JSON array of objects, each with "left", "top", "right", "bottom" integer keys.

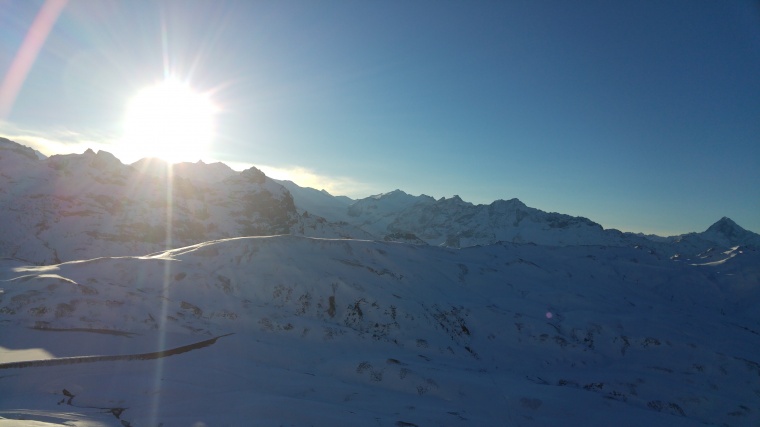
[
  {"left": 366, "top": 189, "right": 436, "bottom": 205},
  {"left": 491, "top": 197, "right": 527, "bottom": 209},
  {"left": 439, "top": 194, "right": 465, "bottom": 203},
  {"left": 367, "top": 189, "right": 431, "bottom": 205},
  {"left": 705, "top": 217, "right": 743, "bottom": 236},
  {"left": 662, "top": 217, "right": 760, "bottom": 263},
  {"left": 371, "top": 189, "right": 408, "bottom": 200},
  {"left": 349, "top": 190, "right": 432, "bottom": 218},
  {"left": 47, "top": 148, "right": 124, "bottom": 173},
  {"left": 701, "top": 217, "right": 759, "bottom": 248}
]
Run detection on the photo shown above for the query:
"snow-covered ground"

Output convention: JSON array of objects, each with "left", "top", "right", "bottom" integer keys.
[{"left": 2, "top": 236, "right": 758, "bottom": 426}]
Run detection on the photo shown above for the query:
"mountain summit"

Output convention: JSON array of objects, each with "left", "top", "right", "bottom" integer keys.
[
  {"left": 706, "top": 217, "right": 742, "bottom": 235},
  {"left": 701, "top": 216, "right": 760, "bottom": 248}
]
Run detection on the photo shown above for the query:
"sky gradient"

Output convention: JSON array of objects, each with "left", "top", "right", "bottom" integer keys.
[{"left": 1, "top": 0, "right": 759, "bottom": 235}]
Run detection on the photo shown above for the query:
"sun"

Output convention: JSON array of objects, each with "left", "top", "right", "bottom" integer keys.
[{"left": 121, "top": 79, "right": 217, "bottom": 164}]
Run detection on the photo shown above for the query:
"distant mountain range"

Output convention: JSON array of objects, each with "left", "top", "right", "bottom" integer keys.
[
  {"left": 278, "top": 176, "right": 759, "bottom": 260},
  {"left": 1, "top": 137, "right": 758, "bottom": 265}
]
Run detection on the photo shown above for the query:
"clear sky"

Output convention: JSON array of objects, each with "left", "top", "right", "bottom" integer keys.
[{"left": 1, "top": 0, "right": 759, "bottom": 235}]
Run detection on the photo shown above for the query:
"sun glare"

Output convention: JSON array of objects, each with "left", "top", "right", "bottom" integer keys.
[{"left": 121, "top": 79, "right": 217, "bottom": 163}]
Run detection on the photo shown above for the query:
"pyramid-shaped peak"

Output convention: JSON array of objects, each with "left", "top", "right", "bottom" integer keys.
[
  {"left": 700, "top": 216, "right": 760, "bottom": 248},
  {"left": 705, "top": 217, "right": 744, "bottom": 234},
  {"left": 239, "top": 165, "right": 267, "bottom": 183}
]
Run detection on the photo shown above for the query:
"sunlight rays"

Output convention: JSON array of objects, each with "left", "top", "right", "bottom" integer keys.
[{"left": 121, "top": 79, "right": 217, "bottom": 164}]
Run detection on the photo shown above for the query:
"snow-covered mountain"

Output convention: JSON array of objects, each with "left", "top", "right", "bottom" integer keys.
[
  {"left": 0, "top": 139, "right": 297, "bottom": 264},
  {"left": 2, "top": 235, "right": 758, "bottom": 426},
  {"left": 0, "top": 139, "right": 372, "bottom": 264},
  {"left": 4, "top": 138, "right": 756, "bottom": 265},
  {"left": 0, "top": 136, "right": 46, "bottom": 160},
  {"left": 701, "top": 217, "right": 758, "bottom": 246},
  {"left": 283, "top": 182, "right": 759, "bottom": 258},
  {"left": 683, "top": 216, "right": 760, "bottom": 250},
  {"left": 287, "top": 186, "right": 622, "bottom": 247},
  {"left": 349, "top": 191, "right": 623, "bottom": 247}
]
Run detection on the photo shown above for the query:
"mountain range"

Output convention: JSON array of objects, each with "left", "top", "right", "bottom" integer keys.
[
  {"left": 1, "top": 138, "right": 759, "bottom": 426},
  {"left": 1, "top": 138, "right": 757, "bottom": 265}
]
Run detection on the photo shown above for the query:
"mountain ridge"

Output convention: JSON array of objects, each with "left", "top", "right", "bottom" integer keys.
[
  {"left": 0, "top": 139, "right": 299, "bottom": 263},
  {"left": 281, "top": 176, "right": 758, "bottom": 255},
  {"left": 1, "top": 138, "right": 757, "bottom": 264}
]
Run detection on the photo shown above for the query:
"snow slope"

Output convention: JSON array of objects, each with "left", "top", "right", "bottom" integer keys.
[{"left": 2, "top": 236, "right": 758, "bottom": 426}]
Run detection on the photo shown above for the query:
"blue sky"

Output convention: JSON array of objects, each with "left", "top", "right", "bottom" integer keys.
[{"left": 1, "top": 0, "right": 759, "bottom": 235}]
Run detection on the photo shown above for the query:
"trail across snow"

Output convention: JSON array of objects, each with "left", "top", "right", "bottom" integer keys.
[{"left": 0, "top": 333, "right": 233, "bottom": 370}]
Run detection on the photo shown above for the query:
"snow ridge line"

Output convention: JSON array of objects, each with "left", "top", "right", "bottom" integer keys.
[{"left": 0, "top": 333, "right": 234, "bottom": 369}]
